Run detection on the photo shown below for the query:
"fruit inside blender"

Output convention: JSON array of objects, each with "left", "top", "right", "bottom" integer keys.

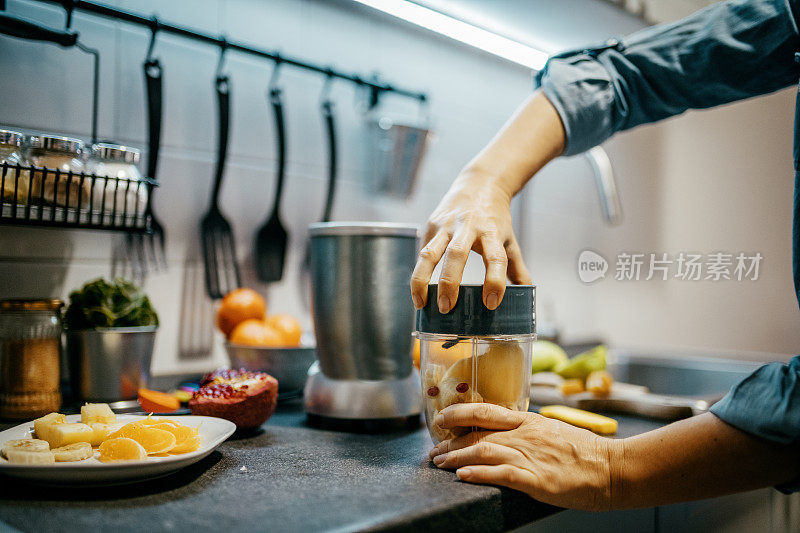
[{"left": 419, "top": 334, "right": 532, "bottom": 443}]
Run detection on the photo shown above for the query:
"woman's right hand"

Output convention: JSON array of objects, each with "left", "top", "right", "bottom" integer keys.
[{"left": 410, "top": 167, "right": 532, "bottom": 314}]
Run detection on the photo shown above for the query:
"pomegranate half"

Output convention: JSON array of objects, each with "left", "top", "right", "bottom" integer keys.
[{"left": 189, "top": 369, "right": 279, "bottom": 430}]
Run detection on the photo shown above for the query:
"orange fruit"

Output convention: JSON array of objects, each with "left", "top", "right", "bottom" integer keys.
[
  {"left": 229, "top": 319, "right": 284, "bottom": 347},
  {"left": 108, "top": 420, "right": 144, "bottom": 440},
  {"left": 133, "top": 427, "right": 177, "bottom": 454},
  {"left": 138, "top": 388, "right": 180, "bottom": 413},
  {"left": 265, "top": 314, "right": 303, "bottom": 346},
  {"left": 167, "top": 426, "right": 201, "bottom": 454},
  {"left": 138, "top": 417, "right": 180, "bottom": 428},
  {"left": 98, "top": 437, "right": 147, "bottom": 462},
  {"left": 412, "top": 338, "right": 421, "bottom": 369},
  {"left": 428, "top": 339, "right": 472, "bottom": 368},
  {"left": 217, "top": 288, "right": 267, "bottom": 337}
]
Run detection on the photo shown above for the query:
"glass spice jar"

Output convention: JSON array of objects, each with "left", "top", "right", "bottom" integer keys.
[
  {"left": 0, "top": 129, "right": 30, "bottom": 206},
  {"left": 27, "top": 134, "right": 89, "bottom": 209},
  {"left": 86, "top": 143, "right": 148, "bottom": 222},
  {"left": 0, "top": 299, "right": 63, "bottom": 420}
]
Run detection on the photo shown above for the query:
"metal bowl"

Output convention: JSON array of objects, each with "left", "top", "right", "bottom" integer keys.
[{"left": 224, "top": 344, "right": 316, "bottom": 397}]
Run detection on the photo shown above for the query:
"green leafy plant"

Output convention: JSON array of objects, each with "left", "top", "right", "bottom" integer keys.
[{"left": 64, "top": 278, "right": 159, "bottom": 329}]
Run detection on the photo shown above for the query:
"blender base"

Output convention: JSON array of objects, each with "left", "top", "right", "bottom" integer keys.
[{"left": 303, "top": 362, "right": 422, "bottom": 432}]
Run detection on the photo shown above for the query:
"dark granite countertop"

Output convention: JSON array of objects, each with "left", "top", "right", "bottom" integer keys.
[{"left": 0, "top": 398, "right": 665, "bottom": 533}]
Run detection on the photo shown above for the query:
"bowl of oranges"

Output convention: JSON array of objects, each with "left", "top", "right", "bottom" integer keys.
[{"left": 217, "top": 288, "right": 316, "bottom": 397}]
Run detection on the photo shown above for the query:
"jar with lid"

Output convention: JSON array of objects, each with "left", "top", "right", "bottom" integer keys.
[
  {"left": 0, "top": 129, "right": 30, "bottom": 206},
  {"left": 416, "top": 285, "right": 535, "bottom": 443},
  {"left": 86, "top": 143, "right": 148, "bottom": 223},
  {"left": 0, "top": 299, "right": 63, "bottom": 420},
  {"left": 27, "top": 134, "right": 89, "bottom": 209}
]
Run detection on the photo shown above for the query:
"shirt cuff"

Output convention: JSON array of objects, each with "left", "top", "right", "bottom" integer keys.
[
  {"left": 710, "top": 356, "right": 800, "bottom": 493},
  {"left": 533, "top": 43, "right": 622, "bottom": 157}
]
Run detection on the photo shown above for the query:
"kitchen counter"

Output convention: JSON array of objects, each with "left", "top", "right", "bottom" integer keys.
[{"left": 0, "top": 400, "right": 664, "bottom": 533}]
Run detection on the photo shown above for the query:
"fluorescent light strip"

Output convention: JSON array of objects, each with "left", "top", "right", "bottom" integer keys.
[{"left": 351, "top": 0, "right": 549, "bottom": 70}]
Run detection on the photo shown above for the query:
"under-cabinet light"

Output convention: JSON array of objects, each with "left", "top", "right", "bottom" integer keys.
[{"left": 350, "top": 0, "right": 549, "bottom": 70}]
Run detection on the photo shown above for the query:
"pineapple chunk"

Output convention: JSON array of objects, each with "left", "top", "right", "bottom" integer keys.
[
  {"left": 45, "top": 423, "right": 94, "bottom": 448},
  {"left": 81, "top": 403, "right": 116, "bottom": 425},
  {"left": 89, "top": 422, "right": 125, "bottom": 446},
  {"left": 33, "top": 412, "right": 66, "bottom": 442}
]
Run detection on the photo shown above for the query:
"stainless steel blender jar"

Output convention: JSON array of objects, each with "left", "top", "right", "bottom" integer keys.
[{"left": 304, "top": 222, "right": 421, "bottom": 431}]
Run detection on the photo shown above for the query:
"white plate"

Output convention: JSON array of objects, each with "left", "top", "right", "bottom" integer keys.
[{"left": 0, "top": 414, "right": 236, "bottom": 485}]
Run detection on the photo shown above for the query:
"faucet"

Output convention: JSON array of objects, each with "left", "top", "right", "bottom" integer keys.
[{"left": 585, "top": 146, "right": 623, "bottom": 225}]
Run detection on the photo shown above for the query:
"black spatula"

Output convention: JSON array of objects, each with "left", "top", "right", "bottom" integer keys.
[
  {"left": 200, "top": 74, "right": 240, "bottom": 299},
  {"left": 254, "top": 84, "right": 289, "bottom": 282}
]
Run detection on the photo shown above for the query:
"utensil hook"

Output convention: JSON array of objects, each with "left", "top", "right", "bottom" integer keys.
[
  {"left": 268, "top": 54, "right": 283, "bottom": 98},
  {"left": 320, "top": 68, "right": 335, "bottom": 107},
  {"left": 215, "top": 36, "right": 229, "bottom": 81},
  {"left": 59, "top": 0, "right": 75, "bottom": 29},
  {"left": 145, "top": 16, "right": 159, "bottom": 63},
  {"left": 417, "top": 93, "right": 430, "bottom": 124}
]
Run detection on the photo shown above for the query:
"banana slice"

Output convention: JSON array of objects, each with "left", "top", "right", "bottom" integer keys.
[
  {"left": 2, "top": 439, "right": 49, "bottom": 456},
  {"left": 2, "top": 439, "right": 54, "bottom": 464},
  {"left": 52, "top": 442, "right": 93, "bottom": 462}
]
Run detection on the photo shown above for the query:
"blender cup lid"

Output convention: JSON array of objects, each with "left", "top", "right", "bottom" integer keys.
[{"left": 416, "top": 284, "right": 536, "bottom": 336}]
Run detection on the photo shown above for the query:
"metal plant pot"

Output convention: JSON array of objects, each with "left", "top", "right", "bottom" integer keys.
[{"left": 66, "top": 326, "right": 157, "bottom": 402}]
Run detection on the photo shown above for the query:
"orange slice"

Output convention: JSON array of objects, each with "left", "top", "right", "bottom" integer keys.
[
  {"left": 98, "top": 437, "right": 147, "bottom": 462},
  {"left": 132, "top": 427, "right": 177, "bottom": 454},
  {"left": 138, "top": 418, "right": 181, "bottom": 428},
  {"left": 107, "top": 420, "right": 146, "bottom": 440},
  {"left": 168, "top": 427, "right": 201, "bottom": 454}
]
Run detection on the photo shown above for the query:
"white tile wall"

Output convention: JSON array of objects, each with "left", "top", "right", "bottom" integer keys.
[{"left": 1, "top": 0, "right": 798, "bottom": 378}]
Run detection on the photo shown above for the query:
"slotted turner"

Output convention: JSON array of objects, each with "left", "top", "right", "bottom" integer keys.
[
  {"left": 254, "top": 84, "right": 289, "bottom": 282},
  {"left": 200, "top": 74, "right": 240, "bottom": 299}
]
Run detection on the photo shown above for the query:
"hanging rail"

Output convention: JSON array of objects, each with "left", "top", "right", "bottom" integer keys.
[{"left": 28, "top": 0, "right": 427, "bottom": 105}]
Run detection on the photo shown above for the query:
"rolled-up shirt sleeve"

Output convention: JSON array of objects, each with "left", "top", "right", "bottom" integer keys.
[
  {"left": 710, "top": 356, "right": 800, "bottom": 492},
  {"left": 534, "top": 0, "right": 800, "bottom": 156}
]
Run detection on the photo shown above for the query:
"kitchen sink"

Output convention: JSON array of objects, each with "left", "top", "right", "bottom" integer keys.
[{"left": 607, "top": 349, "right": 765, "bottom": 399}]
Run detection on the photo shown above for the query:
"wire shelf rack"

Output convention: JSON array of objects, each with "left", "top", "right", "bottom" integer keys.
[{"left": 0, "top": 162, "right": 158, "bottom": 233}]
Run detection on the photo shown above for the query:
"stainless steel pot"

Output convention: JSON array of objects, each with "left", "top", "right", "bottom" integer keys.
[
  {"left": 309, "top": 222, "right": 418, "bottom": 381},
  {"left": 66, "top": 326, "right": 156, "bottom": 401}
]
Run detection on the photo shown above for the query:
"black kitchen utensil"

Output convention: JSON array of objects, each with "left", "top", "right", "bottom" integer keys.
[
  {"left": 200, "top": 46, "right": 241, "bottom": 299},
  {"left": 303, "top": 75, "right": 338, "bottom": 269},
  {"left": 254, "top": 64, "right": 289, "bottom": 282},
  {"left": 128, "top": 20, "right": 167, "bottom": 273}
]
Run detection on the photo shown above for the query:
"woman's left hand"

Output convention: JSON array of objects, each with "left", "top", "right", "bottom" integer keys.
[{"left": 428, "top": 403, "right": 616, "bottom": 511}]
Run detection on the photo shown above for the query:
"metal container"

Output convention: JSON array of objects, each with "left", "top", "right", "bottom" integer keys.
[
  {"left": 225, "top": 344, "right": 316, "bottom": 397},
  {"left": 308, "top": 222, "right": 418, "bottom": 381},
  {"left": 365, "top": 117, "right": 430, "bottom": 199},
  {"left": 66, "top": 326, "right": 156, "bottom": 401}
]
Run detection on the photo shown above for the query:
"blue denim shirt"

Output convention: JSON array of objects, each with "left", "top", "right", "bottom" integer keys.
[{"left": 534, "top": 0, "right": 800, "bottom": 491}]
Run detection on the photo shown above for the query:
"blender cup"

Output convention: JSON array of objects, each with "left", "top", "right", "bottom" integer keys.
[{"left": 416, "top": 285, "right": 535, "bottom": 443}]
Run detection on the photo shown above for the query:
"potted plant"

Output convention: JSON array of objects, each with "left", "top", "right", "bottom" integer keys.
[{"left": 64, "top": 278, "right": 159, "bottom": 402}]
